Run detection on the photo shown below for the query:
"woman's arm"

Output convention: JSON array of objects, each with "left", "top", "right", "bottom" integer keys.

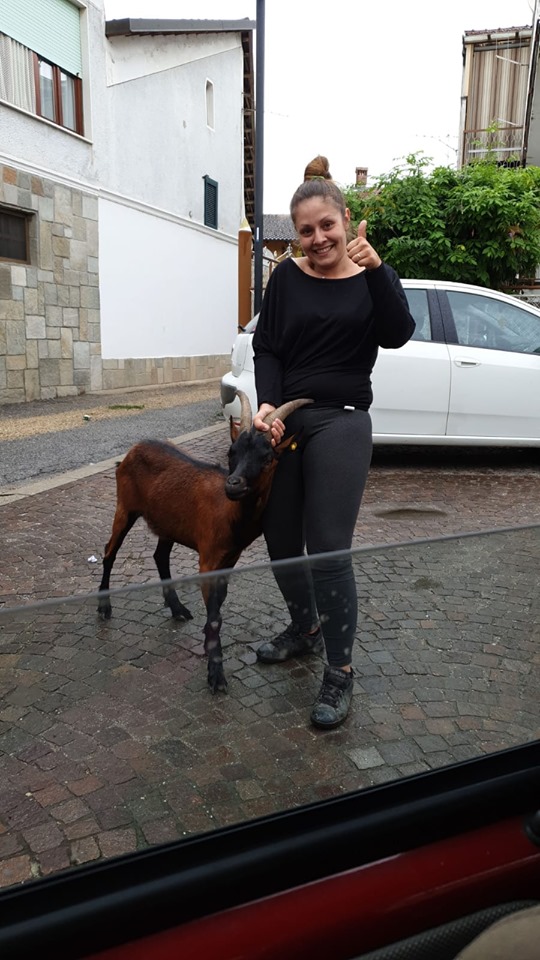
[
  {"left": 347, "top": 221, "right": 415, "bottom": 349},
  {"left": 365, "top": 264, "right": 416, "bottom": 348}
]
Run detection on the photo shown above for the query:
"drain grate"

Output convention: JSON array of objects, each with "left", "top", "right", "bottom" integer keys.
[{"left": 373, "top": 505, "right": 448, "bottom": 519}]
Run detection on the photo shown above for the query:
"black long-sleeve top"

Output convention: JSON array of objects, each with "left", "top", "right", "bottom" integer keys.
[{"left": 253, "top": 258, "right": 415, "bottom": 410}]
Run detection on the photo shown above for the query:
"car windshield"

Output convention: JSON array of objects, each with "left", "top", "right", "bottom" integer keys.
[{"left": 0, "top": 518, "right": 539, "bottom": 888}]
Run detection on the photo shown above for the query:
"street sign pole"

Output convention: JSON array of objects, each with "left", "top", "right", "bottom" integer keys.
[{"left": 254, "top": 0, "right": 265, "bottom": 315}]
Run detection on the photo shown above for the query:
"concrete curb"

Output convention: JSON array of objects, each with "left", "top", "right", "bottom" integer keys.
[{"left": 0, "top": 423, "right": 227, "bottom": 504}]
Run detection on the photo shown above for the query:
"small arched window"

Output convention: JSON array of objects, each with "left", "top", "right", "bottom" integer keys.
[{"left": 206, "top": 79, "right": 215, "bottom": 129}]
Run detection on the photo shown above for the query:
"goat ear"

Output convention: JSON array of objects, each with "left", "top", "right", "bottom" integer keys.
[{"left": 229, "top": 416, "right": 241, "bottom": 442}]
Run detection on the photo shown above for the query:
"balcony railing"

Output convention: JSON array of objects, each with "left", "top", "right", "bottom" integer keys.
[{"left": 461, "top": 126, "right": 524, "bottom": 166}]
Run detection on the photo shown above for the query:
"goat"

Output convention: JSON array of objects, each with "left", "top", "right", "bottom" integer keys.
[{"left": 97, "top": 391, "right": 312, "bottom": 693}]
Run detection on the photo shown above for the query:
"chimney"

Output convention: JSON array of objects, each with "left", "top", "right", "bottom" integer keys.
[{"left": 355, "top": 166, "right": 368, "bottom": 185}]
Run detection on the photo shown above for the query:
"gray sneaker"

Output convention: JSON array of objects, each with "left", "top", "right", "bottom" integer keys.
[
  {"left": 310, "top": 665, "right": 354, "bottom": 729},
  {"left": 256, "top": 623, "right": 323, "bottom": 663}
]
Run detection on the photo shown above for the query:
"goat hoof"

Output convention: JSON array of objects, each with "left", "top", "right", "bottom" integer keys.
[
  {"left": 171, "top": 607, "right": 193, "bottom": 621},
  {"left": 98, "top": 603, "right": 112, "bottom": 620},
  {"left": 208, "top": 665, "right": 228, "bottom": 694}
]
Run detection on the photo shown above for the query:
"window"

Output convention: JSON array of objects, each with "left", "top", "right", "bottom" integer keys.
[
  {"left": 38, "top": 57, "right": 55, "bottom": 121},
  {"left": 447, "top": 290, "right": 540, "bottom": 354},
  {"left": 0, "top": 0, "right": 83, "bottom": 134},
  {"left": 35, "top": 54, "right": 82, "bottom": 131},
  {"left": 0, "top": 207, "right": 29, "bottom": 262},
  {"left": 205, "top": 79, "right": 214, "bottom": 129},
  {"left": 203, "top": 175, "right": 218, "bottom": 229},
  {"left": 405, "top": 288, "right": 432, "bottom": 341}
]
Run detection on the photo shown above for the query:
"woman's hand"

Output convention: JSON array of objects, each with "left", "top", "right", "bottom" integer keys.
[
  {"left": 347, "top": 219, "right": 382, "bottom": 271},
  {"left": 253, "top": 404, "right": 285, "bottom": 447}
]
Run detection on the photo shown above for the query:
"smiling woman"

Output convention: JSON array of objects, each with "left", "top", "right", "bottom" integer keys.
[{"left": 249, "top": 154, "right": 415, "bottom": 729}]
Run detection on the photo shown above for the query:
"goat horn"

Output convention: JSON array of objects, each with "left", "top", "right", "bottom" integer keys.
[
  {"left": 236, "top": 389, "right": 254, "bottom": 434},
  {"left": 263, "top": 397, "right": 313, "bottom": 427}
]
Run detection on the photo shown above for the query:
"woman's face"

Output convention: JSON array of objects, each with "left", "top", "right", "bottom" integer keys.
[{"left": 293, "top": 197, "right": 350, "bottom": 270}]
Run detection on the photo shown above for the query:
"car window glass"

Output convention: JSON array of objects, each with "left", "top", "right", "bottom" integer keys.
[
  {"left": 447, "top": 291, "right": 540, "bottom": 354},
  {"left": 404, "top": 289, "right": 431, "bottom": 342},
  {"left": 1, "top": 528, "right": 539, "bottom": 879},
  {"left": 1, "top": 523, "right": 540, "bottom": 891}
]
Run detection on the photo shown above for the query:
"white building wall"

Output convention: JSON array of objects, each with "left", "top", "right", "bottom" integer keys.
[
  {"left": 1, "top": 4, "right": 245, "bottom": 233},
  {"left": 99, "top": 198, "right": 237, "bottom": 359},
  {"left": 0, "top": 0, "right": 103, "bottom": 183},
  {"left": 0, "top": 0, "right": 247, "bottom": 399},
  {"left": 102, "top": 36, "right": 244, "bottom": 234},
  {"left": 97, "top": 27, "right": 244, "bottom": 360}
]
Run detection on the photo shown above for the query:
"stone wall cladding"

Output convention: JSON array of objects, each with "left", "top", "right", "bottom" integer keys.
[
  {"left": 0, "top": 164, "right": 100, "bottom": 404},
  {"left": 0, "top": 163, "right": 230, "bottom": 405},
  {"left": 100, "top": 355, "right": 231, "bottom": 391}
]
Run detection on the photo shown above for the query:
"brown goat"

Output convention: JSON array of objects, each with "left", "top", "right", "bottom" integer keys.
[{"left": 97, "top": 392, "right": 312, "bottom": 693}]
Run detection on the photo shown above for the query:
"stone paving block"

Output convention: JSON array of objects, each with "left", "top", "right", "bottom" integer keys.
[
  {"left": 347, "top": 747, "right": 385, "bottom": 770},
  {"left": 37, "top": 846, "right": 71, "bottom": 876},
  {"left": 50, "top": 798, "right": 92, "bottom": 825},
  {"left": 143, "top": 819, "right": 183, "bottom": 847},
  {"left": 22, "top": 822, "right": 64, "bottom": 853},
  {"left": 33, "top": 784, "right": 71, "bottom": 808},
  {"left": 70, "top": 836, "right": 101, "bottom": 865},
  {"left": 62, "top": 818, "right": 100, "bottom": 841},
  {"left": 0, "top": 855, "right": 34, "bottom": 887},
  {"left": 95, "top": 808, "right": 133, "bottom": 831},
  {"left": 4, "top": 797, "right": 50, "bottom": 831},
  {"left": 0, "top": 834, "right": 24, "bottom": 858}
]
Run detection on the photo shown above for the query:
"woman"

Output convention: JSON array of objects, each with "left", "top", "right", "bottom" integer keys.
[{"left": 252, "top": 155, "right": 415, "bottom": 730}]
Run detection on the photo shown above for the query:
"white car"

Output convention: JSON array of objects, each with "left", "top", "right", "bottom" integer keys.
[{"left": 220, "top": 279, "right": 540, "bottom": 446}]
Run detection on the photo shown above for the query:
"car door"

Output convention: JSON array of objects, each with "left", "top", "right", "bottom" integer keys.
[
  {"left": 371, "top": 286, "right": 451, "bottom": 439},
  {"left": 443, "top": 290, "right": 540, "bottom": 441}
]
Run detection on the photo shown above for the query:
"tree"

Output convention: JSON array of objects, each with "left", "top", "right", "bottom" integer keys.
[{"left": 343, "top": 154, "right": 540, "bottom": 289}]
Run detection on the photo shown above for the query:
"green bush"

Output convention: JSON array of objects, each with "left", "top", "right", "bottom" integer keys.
[{"left": 343, "top": 153, "right": 540, "bottom": 289}]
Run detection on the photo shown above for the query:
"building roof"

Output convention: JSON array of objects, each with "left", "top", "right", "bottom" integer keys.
[
  {"left": 463, "top": 24, "right": 531, "bottom": 42},
  {"left": 263, "top": 214, "right": 295, "bottom": 241},
  {"left": 105, "top": 19, "right": 255, "bottom": 38}
]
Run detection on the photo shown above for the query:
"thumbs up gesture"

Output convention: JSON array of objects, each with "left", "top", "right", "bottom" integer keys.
[{"left": 346, "top": 219, "right": 382, "bottom": 271}]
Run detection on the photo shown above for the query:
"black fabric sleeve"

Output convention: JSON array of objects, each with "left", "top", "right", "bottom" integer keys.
[
  {"left": 365, "top": 263, "right": 416, "bottom": 348},
  {"left": 252, "top": 269, "right": 284, "bottom": 408}
]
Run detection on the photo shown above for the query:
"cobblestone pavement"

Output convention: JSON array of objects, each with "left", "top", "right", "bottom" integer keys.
[{"left": 1, "top": 404, "right": 540, "bottom": 890}]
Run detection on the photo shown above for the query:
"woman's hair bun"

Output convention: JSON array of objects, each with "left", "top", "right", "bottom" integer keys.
[
  {"left": 303, "top": 155, "right": 332, "bottom": 182},
  {"left": 290, "top": 153, "right": 344, "bottom": 221}
]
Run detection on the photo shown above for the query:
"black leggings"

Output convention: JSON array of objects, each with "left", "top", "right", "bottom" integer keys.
[{"left": 263, "top": 407, "right": 372, "bottom": 667}]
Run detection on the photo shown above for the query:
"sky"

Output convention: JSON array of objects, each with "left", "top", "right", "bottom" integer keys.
[{"left": 103, "top": 0, "right": 536, "bottom": 212}]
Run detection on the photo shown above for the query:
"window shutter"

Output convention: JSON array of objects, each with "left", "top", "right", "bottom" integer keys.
[
  {"left": 0, "top": 0, "right": 82, "bottom": 76},
  {"left": 204, "top": 176, "right": 218, "bottom": 229}
]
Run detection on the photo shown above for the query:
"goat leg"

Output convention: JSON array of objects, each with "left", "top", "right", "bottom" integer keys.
[
  {"left": 204, "top": 620, "right": 227, "bottom": 693},
  {"left": 98, "top": 510, "right": 139, "bottom": 620},
  {"left": 202, "top": 574, "right": 229, "bottom": 693},
  {"left": 154, "top": 538, "right": 193, "bottom": 621}
]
